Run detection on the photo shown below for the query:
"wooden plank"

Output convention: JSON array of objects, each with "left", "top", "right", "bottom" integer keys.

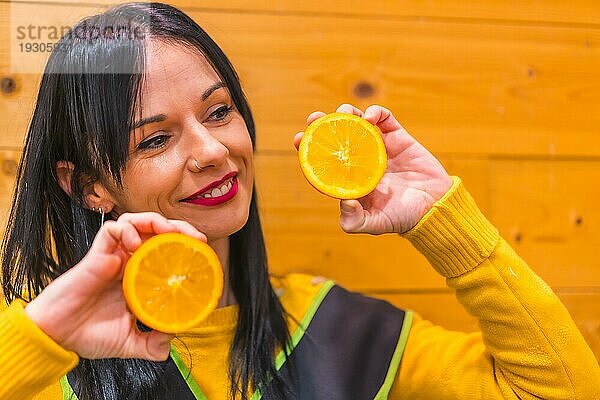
[
  {"left": 3, "top": 4, "right": 600, "bottom": 155},
  {"left": 372, "top": 290, "right": 600, "bottom": 360},
  {"left": 0, "top": 2, "right": 35, "bottom": 148},
  {"left": 489, "top": 160, "right": 600, "bottom": 288},
  {"left": 256, "top": 153, "right": 600, "bottom": 289},
  {"left": 372, "top": 291, "right": 483, "bottom": 332},
  {"left": 9, "top": 1, "right": 600, "bottom": 25},
  {"left": 177, "top": 10, "right": 600, "bottom": 157},
  {"left": 0, "top": 2, "right": 106, "bottom": 147}
]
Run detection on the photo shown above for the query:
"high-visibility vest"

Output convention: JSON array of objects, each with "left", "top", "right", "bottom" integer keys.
[{"left": 60, "top": 281, "right": 413, "bottom": 400}]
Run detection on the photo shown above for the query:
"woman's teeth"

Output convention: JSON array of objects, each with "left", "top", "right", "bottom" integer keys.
[{"left": 201, "top": 178, "right": 233, "bottom": 198}]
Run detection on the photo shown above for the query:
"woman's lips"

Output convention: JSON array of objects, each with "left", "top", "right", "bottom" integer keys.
[
  {"left": 182, "top": 176, "right": 238, "bottom": 206},
  {"left": 184, "top": 171, "right": 238, "bottom": 200}
]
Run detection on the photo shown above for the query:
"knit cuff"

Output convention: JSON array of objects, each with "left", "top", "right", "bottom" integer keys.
[
  {"left": 0, "top": 300, "right": 78, "bottom": 397},
  {"left": 400, "top": 176, "right": 500, "bottom": 278}
]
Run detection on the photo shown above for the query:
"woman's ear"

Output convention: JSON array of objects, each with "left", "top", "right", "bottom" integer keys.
[
  {"left": 55, "top": 160, "right": 117, "bottom": 213},
  {"left": 56, "top": 160, "right": 75, "bottom": 196}
]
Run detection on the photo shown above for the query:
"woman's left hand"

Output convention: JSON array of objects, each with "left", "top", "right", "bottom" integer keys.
[{"left": 293, "top": 104, "right": 453, "bottom": 235}]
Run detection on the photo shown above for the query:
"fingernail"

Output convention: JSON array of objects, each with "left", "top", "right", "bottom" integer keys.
[
  {"left": 158, "top": 339, "right": 172, "bottom": 354},
  {"left": 341, "top": 202, "right": 354, "bottom": 213}
]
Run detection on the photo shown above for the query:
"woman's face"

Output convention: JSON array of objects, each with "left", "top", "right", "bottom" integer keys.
[{"left": 105, "top": 40, "right": 254, "bottom": 241}]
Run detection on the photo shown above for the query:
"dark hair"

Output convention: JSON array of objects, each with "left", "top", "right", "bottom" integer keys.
[{"left": 1, "top": 3, "right": 291, "bottom": 399}]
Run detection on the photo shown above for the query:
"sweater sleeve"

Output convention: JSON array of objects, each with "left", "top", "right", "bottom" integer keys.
[
  {"left": 0, "top": 300, "right": 78, "bottom": 400},
  {"left": 389, "top": 176, "right": 600, "bottom": 399}
]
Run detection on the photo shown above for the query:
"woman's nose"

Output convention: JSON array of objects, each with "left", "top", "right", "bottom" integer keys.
[{"left": 186, "top": 125, "right": 230, "bottom": 172}]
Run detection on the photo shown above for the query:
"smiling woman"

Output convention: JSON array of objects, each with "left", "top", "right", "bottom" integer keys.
[
  {"left": 1, "top": 3, "right": 289, "bottom": 399},
  {"left": 0, "top": 2, "right": 599, "bottom": 400}
]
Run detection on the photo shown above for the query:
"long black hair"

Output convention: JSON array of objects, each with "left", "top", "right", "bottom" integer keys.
[{"left": 1, "top": 3, "right": 291, "bottom": 399}]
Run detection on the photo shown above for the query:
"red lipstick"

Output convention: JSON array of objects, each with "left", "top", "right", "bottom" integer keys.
[{"left": 182, "top": 172, "right": 238, "bottom": 206}]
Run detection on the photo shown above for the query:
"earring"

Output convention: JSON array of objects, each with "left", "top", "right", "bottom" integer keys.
[{"left": 91, "top": 206, "right": 105, "bottom": 227}]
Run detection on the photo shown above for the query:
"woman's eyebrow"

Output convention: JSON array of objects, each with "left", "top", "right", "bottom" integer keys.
[
  {"left": 131, "top": 114, "right": 167, "bottom": 130},
  {"left": 131, "top": 82, "right": 227, "bottom": 131},
  {"left": 201, "top": 81, "right": 227, "bottom": 101}
]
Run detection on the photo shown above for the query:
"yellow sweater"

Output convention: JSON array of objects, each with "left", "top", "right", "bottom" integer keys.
[{"left": 0, "top": 176, "right": 598, "bottom": 399}]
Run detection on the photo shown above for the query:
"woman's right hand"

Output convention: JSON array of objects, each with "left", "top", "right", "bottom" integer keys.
[{"left": 24, "top": 212, "right": 205, "bottom": 361}]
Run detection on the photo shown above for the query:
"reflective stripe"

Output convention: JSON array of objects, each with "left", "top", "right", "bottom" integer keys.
[
  {"left": 59, "top": 375, "right": 77, "bottom": 400},
  {"left": 276, "top": 280, "right": 336, "bottom": 371},
  {"left": 374, "top": 310, "right": 413, "bottom": 399},
  {"left": 250, "top": 280, "right": 336, "bottom": 400},
  {"left": 170, "top": 345, "right": 208, "bottom": 400}
]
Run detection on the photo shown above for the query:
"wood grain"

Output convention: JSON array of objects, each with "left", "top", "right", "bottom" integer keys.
[
  {"left": 0, "top": 2, "right": 106, "bottom": 147},
  {"left": 8, "top": 1, "right": 600, "bottom": 25},
  {"left": 2, "top": 4, "right": 600, "bottom": 155},
  {"left": 183, "top": 10, "right": 600, "bottom": 157},
  {"left": 255, "top": 153, "right": 600, "bottom": 290},
  {"left": 490, "top": 160, "right": 600, "bottom": 287}
]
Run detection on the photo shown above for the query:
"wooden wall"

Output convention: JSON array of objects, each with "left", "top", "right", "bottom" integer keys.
[{"left": 0, "top": 1, "right": 598, "bottom": 359}]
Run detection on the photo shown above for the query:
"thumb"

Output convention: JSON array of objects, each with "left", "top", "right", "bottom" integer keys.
[
  {"left": 127, "top": 331, "right": 174, "bottom": 361},
  {"left": 339, "top": 199, "right": 367, "bottom": 233}
]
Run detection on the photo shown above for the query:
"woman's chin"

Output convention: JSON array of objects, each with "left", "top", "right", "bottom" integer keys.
[{"left": 205, "top": 213, "right": 250, "bottom": 242}]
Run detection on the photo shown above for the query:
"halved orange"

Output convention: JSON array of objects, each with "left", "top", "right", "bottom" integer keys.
[
  {"left": 298, "top": 112, "right": 387, "bottom": 199},
  {"left": 122, "top": 232, "right": 223, "bottom": 333}
]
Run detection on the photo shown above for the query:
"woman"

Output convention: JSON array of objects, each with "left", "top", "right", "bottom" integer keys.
[{"left": 0, "top": 2, "right": 597, "bottom": 400}]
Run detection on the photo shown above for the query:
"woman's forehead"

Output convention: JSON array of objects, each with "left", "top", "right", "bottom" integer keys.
[
  {"left": 136, "top": 40, "right": 227, "bottom": 119},
  {"left": 142, "top": 40, "right": 221, "bottom": 96}
]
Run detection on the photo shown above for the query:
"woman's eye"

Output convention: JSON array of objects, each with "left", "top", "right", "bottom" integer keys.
[
  {"left": 138, "top": 134, "right": 171, "bottom": 150},
  {"left": 208, "top": 105, "right": 234, "bottom": 122}
]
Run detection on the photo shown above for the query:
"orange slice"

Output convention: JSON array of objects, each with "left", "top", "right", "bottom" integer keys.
[
  {"left": 298, "top": 112, "right": 387, "bottom": 199},
  {"left": 122, "top": 232, "right": 223, "bottom": 333}
]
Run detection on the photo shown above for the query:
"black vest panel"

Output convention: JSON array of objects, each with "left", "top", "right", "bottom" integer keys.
[
  {"left": 66, "top": 357, "right": 197, "bottom": 400},
  {"left": 271, "top": 285, "right": 406, "bottom": 400}
]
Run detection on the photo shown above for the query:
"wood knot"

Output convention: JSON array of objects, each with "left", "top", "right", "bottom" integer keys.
[
  {"left": 1, "top": 77, "right": 17, "bottom": 94},
  {"left": 513, "top": 231, "right": 522, "bottom": 244},
  {"left": 569, "top": 209, "right": 583, "bottom": 226},
  {"left": 353, "top": 81, "right": 375, "bottom": 98},
  {"left": 2, "top": 159, "right": 17, "bottom": 176}
]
